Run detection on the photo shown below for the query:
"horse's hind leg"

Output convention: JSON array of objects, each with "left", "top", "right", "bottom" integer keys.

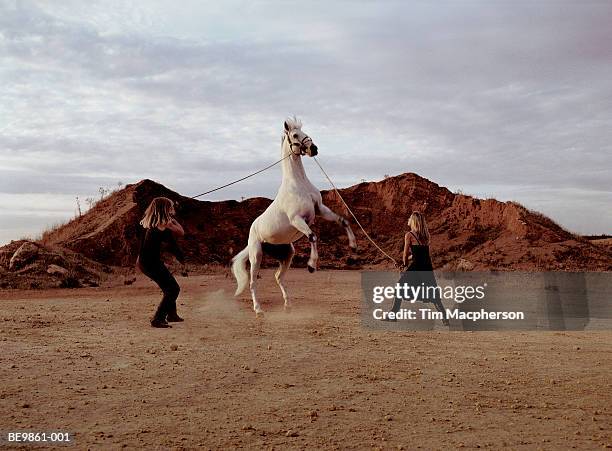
[
  {"left": 317, "top": 203, "right": 357, "bottom": 250},
  {"left": 274, "top": 244, "right": 295, "bottom": 312},
  {"left": 248, "top": 241, "right": 264, "bottom": 316}
]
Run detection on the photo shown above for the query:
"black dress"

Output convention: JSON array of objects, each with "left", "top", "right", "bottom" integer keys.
[
  {"left": 137, "top": 227, "right": 185, "bottom": 322},
  {"left": 391, "top": 232, "right": 448, "bottom": 323},
  {"left": 138, "top": 227, "right": 184, "bottom": 268}
]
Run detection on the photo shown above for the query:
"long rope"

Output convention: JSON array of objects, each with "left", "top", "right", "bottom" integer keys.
[
  {"left": 190, "top": 154, "right": 290, "bottom": 199},
  {"left": 313, "top": 156, "right": 398, "bottom": 266}
]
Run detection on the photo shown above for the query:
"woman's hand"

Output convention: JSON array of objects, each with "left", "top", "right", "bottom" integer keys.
[{"left": 166, "top": 218, "right": 185, "bottom": 237}]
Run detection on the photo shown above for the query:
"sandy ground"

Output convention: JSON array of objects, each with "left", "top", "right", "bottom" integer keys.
[{"left": 0, "top": 269, "right": 611, "bottom": 450}]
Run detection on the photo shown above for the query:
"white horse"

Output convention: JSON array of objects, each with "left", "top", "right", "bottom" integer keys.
[{"left": 232, "top": 117, "right": 357, "bottom": 315}]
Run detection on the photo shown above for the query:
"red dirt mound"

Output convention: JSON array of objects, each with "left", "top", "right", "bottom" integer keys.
[
  {"left": 11, "top": 173, "right": 612, "bottom": 272},
  {"left": 319, "top": 174, "right": 611, "bottom": 270}
]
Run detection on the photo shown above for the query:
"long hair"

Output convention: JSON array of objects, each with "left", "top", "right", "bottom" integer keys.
[
  {"left": 140, "top": 197, "right": 175, "bottom": 229},
  {"left": 408, "top": 211, "right": 430, "bottom": 246}
]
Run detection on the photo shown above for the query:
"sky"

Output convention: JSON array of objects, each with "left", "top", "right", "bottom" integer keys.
[{"left": 1, "top": 0, "right": 611, "bottom": 244}]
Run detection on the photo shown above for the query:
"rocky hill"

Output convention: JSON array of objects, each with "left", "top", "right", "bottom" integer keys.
[{"left": 31, "top": 173, "right": 612, "bottom": 272}]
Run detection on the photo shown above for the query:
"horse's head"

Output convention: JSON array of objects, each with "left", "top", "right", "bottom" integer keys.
[{"left": 283, "top": 117, "right": 318, "bottom": 157}]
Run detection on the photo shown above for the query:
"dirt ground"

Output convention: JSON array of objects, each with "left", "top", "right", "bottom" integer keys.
[{"left": 1, "top": 269, "right": 610, "bottom": 450}]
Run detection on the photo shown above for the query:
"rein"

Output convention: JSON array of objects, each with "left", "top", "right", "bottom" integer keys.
[
  {"left": 189, "top": 154, "right": 291, "bottom": 199},
  {"left": 189, "top": 133, "right": 303, "bottom": 199},
  {"left": 312, "top": 156, "right": 399, "bottom": 266},
  {"left": 284, "top": 132, "right": 311, "bottom": 156}
]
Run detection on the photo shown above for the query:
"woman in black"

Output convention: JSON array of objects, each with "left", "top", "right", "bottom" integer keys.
[
  {"left": 137, "top": 197, "right": 185, "bottom": 328},
  {"left": 391, "top": 211, "right": 449, "bottom": 326}
]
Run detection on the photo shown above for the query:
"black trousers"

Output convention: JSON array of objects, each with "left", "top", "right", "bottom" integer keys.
[
  {"left": 391, "top": 295, "right": 447, "bottom": 318},
  {"left": 138, "top": 259, "right": 180, "bottom": 320},
  {"left": 391, "top": 270, "right": 447, "bottom": 320}
]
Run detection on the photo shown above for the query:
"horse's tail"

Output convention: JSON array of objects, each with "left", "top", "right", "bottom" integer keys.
[{"left": 231, "top": 247, "right": 250, "bottom": 296}]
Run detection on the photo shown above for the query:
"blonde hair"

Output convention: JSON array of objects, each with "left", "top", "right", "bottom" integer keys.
[
  {"left": 408, "top": 211, "right": 430, "bottom": 245},
  {"left": 140, "top": 197, "right": 175, "bottom": 229}
]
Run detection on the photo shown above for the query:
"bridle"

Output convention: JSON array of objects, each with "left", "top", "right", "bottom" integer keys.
[{"left": 284, "top": 131, "right": 312, "bottom": 156}]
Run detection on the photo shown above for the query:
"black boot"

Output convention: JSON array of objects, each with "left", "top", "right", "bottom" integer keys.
[
  {"left": 152, "top": 300, "right": 171, "bottom": 327},
  {"left": 151, "top": 317, "right": 171, "bottom": 328},
  {"left": 166, "top": 312, "right": 184, "bottom": 322}
]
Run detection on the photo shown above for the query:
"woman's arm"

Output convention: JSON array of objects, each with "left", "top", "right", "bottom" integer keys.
[
  {"left": 166, "top": 233, "right": 185, "bottom": 264},
  {"left": 166, "top": 218, "right": 185, "bottom": 237},
  {"left": 402, "top": 232, "right": 412, "bottom": 267}
]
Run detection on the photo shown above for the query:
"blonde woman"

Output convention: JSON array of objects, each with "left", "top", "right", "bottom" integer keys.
[
  {"left": 390, "top": 211, "right": 449, "bottom": 326},
  {"left": 137, "top": 197, "right": 185, "bottom": 328}
]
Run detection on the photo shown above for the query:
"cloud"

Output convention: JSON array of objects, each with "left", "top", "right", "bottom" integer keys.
[{"left": 1, "top": 0, "right": 611, "bottom": 245}]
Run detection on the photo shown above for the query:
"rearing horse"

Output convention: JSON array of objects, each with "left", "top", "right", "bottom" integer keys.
[{"left": 232, "top": 117, "right": 357, "bottom": 315}]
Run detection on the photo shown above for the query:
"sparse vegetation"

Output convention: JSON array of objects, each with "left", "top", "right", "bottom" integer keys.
[
  {"left": 39, "top": 220, "right": 71, "bottom": 245},
  {"left": 84, "top": 182, "right": 126, "bottom": 212},
  {"left": 35, "top": 182, "right": 127, "bottom": 248},
  {"left": 509, "top": 201, "right": 584, "bottom": 242}
]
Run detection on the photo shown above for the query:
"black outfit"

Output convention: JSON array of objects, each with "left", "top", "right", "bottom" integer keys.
[
  {"left": 137, "top": 227, "right": 184, "bottom": 323},
  {"left": 391, "top": 232, "right": 448, "bottom": 324}
]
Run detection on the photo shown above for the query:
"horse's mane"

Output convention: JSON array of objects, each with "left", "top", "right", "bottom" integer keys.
[{"left": 285, "top": 116, "right": 302, "bottom": 130}]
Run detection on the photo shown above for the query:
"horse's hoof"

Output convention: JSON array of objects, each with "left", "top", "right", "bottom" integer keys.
[
  {"left": 255, "top": 311, "right": 265, "bottom": 318},
  {"left": 307, "top": 265, "right": 315, "bottom": 273},
  {"left": 284, "top": 305, "right": 292, "bottom": 314},
  {"left": 350, "top": 245, "right": 358, "bottom": 252}
]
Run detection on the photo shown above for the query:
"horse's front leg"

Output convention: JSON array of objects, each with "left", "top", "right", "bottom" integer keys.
[
  {"left": 317, "top": 203, "right": 357, "bottom": 250},
  {"left": 289, "top": 216, "right": 318, "bottom": 273}
]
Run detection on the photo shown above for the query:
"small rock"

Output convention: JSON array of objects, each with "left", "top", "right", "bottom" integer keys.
[
  {"left": 47, "top": 264, "right": 69, "bottom": 276},
  {"left": 170, "top": 344, "right": 178, "bottom": 351},
  {"left": 285, "top": 430, "right": 299, "bottom": 437},
  {"left": 456, "top": 258, "right": 475, "bottom": 271},
  {"left": 9, "top": 242, "right": 39, "bottom": 270}
]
